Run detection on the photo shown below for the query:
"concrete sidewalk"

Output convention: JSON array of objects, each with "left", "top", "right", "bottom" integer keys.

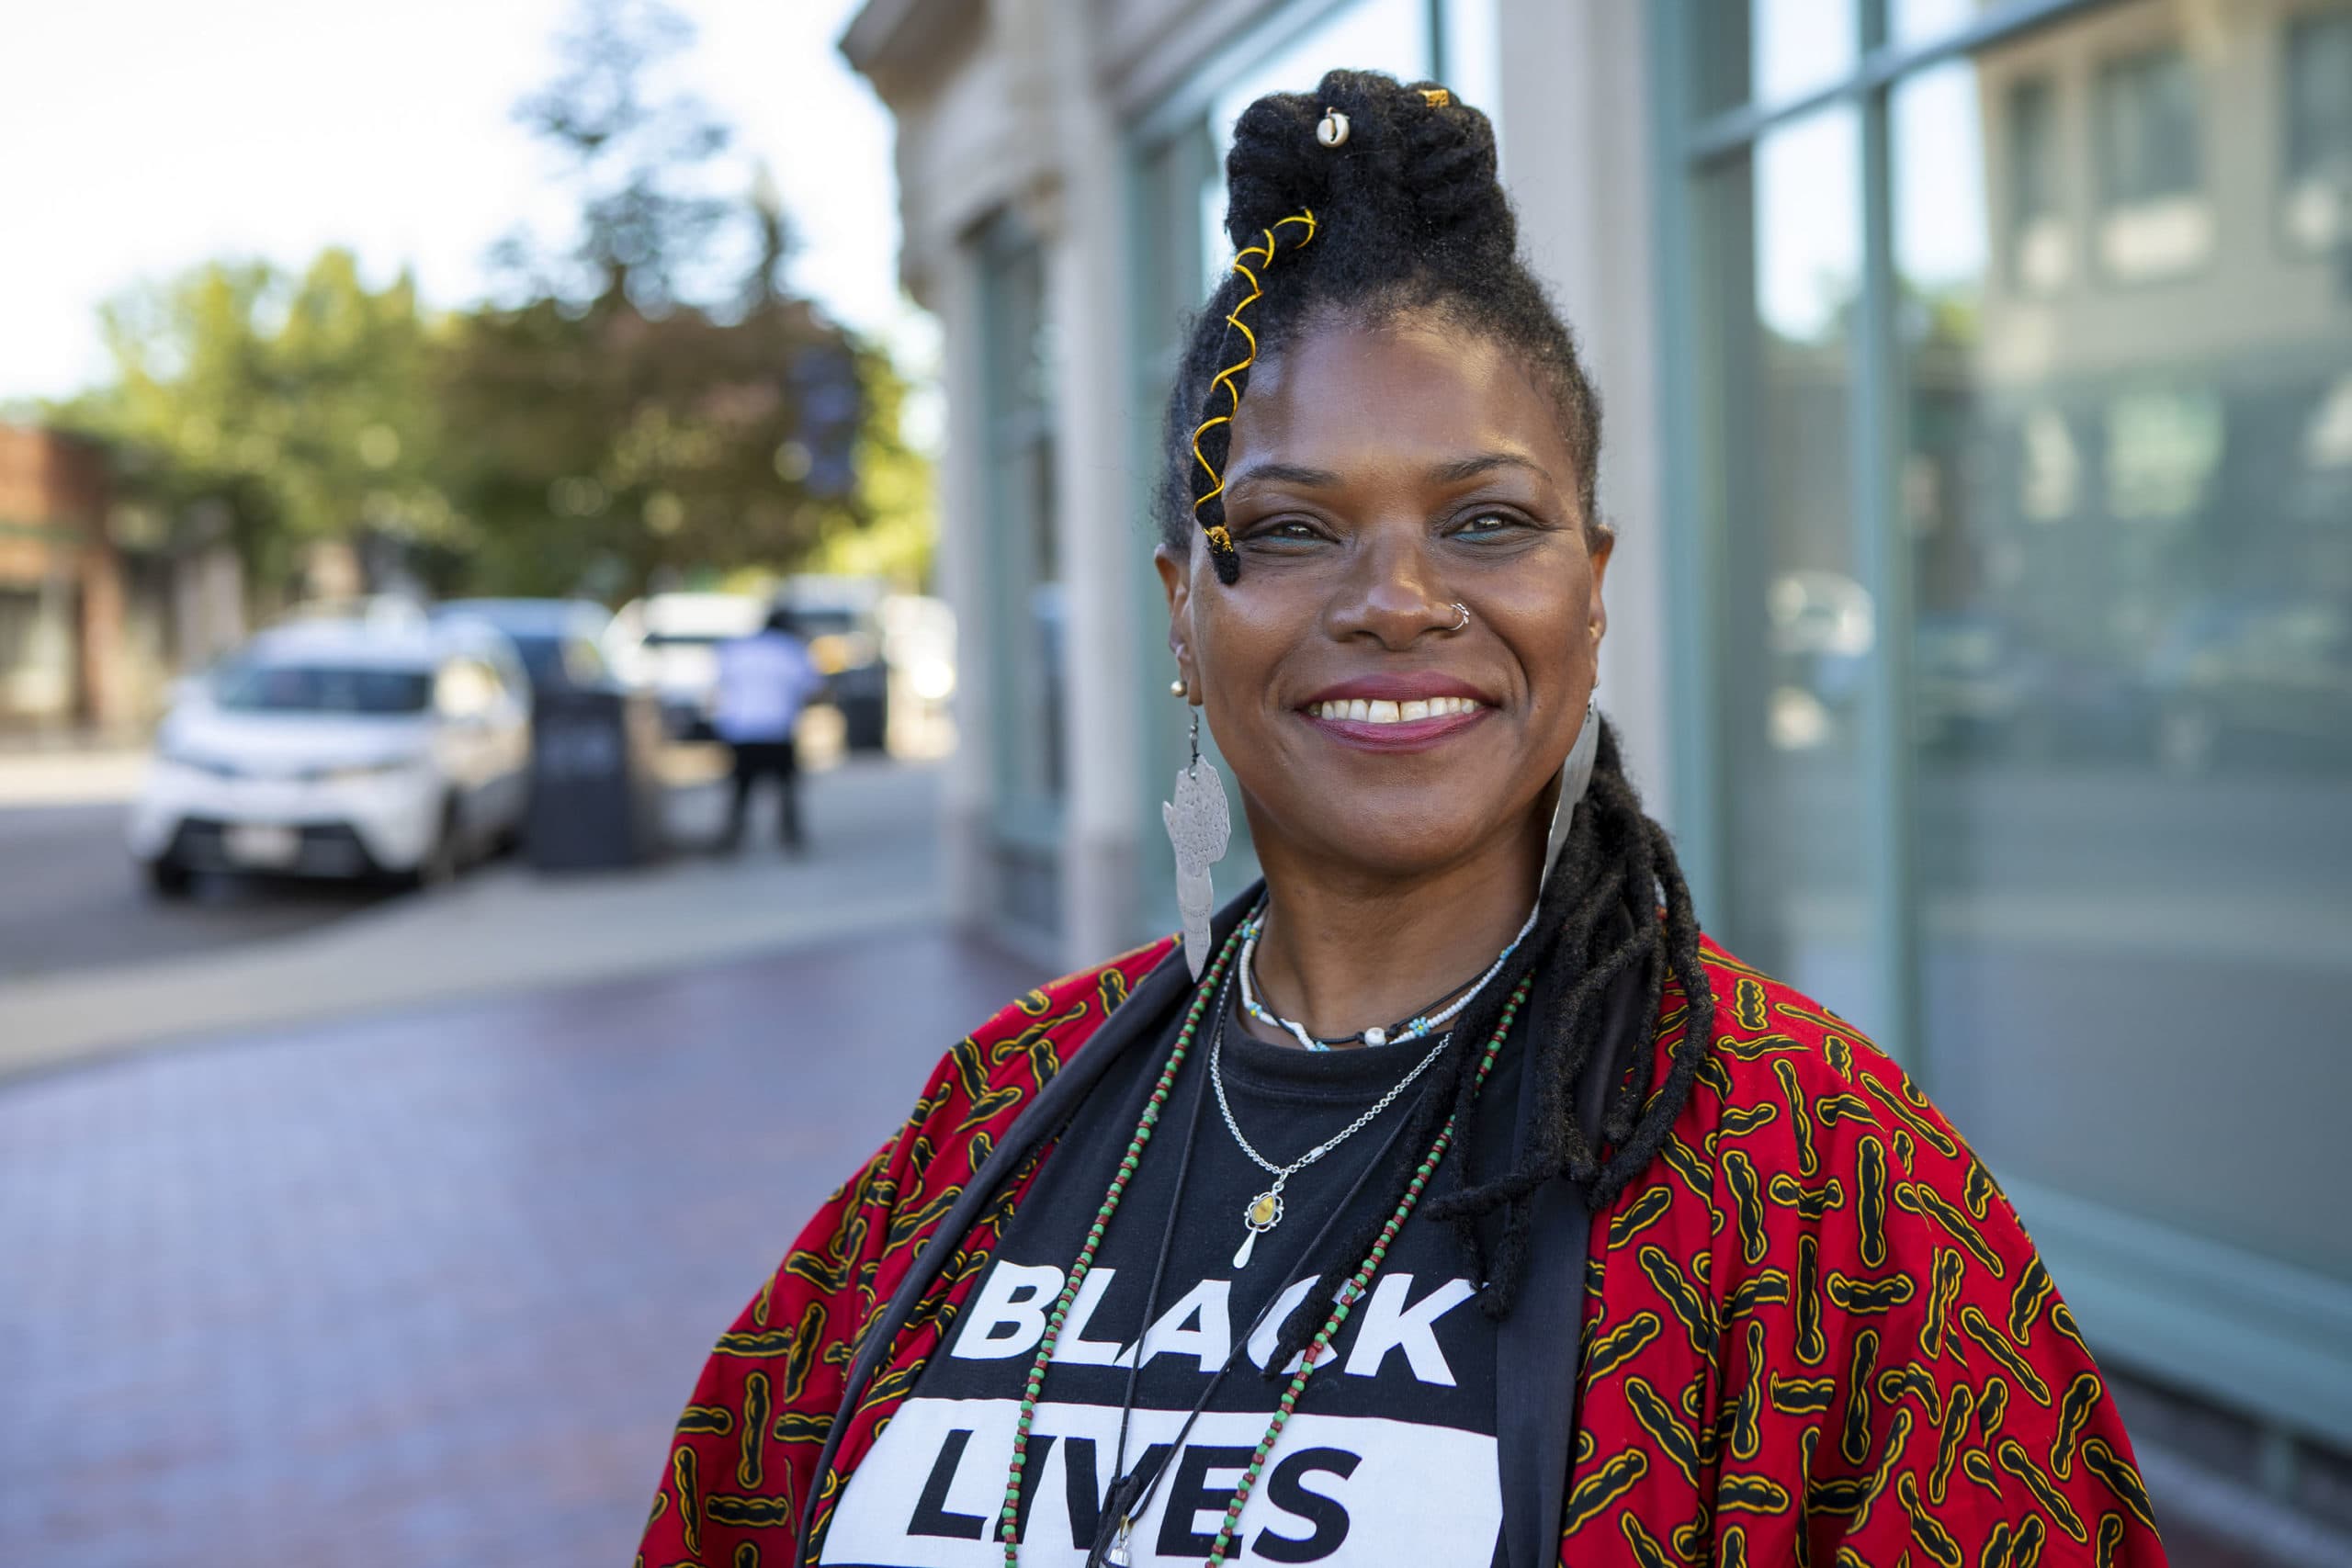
[{"left": 0, "top": 756, "right": 947, "bottom": 1080}]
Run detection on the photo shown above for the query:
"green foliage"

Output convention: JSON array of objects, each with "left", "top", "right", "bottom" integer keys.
[
  {"left": 55, "top": 250, "right": 447, "bottom": 581},
  {"left": 51, "top": 0, "right": 933, "bottom": 604}
]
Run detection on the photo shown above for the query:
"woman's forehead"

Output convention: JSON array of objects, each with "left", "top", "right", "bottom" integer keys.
[{"left": 1226, "top": 316, "right": 1575, "bottom": 489}]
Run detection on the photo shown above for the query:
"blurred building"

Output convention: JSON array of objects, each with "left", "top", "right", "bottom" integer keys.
[
  {"left": 0, "top": 424, "right": 243, "bottom": 733},
  {"left": 0, "top": 425, "right": 130, "bottom": 730},
  {"left": 845, "top": 0, "right": 2352, "bottom": 1536}
]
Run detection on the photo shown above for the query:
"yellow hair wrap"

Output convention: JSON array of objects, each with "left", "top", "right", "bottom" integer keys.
[{"left": 1190, "top": 208, "right": 1317, "bottom": 580}]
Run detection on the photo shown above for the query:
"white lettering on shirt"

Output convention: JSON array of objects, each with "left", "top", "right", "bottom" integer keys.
[
  {"left": 1118, "top": 1278, "right": 1233, "bottom": 1373},
  {"left": 1342, "top": 1274, "right": 1474, "bottom": 1385},
  {"left": 1052, "top": 1266, "right": 1125, "bottom": 1365},
  {"left": 951, "top": 1261, "right": 1063, "bottom": 1359}
]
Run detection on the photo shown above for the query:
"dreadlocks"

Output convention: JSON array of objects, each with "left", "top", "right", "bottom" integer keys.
[{"left": 1152, "top": 70, "right": 1717, "bottom": 1360}]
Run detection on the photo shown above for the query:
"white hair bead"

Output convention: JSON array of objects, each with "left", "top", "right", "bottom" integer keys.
[{"left": 1316, "top": 109, "right": 1350, "bottom": 148}]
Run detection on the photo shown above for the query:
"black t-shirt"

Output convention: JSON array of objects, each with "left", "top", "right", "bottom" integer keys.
[{"left": 820, "top": 985, "right": 1526, "bottom": 1568}]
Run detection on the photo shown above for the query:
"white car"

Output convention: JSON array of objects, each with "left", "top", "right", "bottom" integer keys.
[
  {"left": 605, "top": 592, "right": 766, "bottom": 739},
  {"left": 130, "top": 617, "right": 533, "bottom": 895}
]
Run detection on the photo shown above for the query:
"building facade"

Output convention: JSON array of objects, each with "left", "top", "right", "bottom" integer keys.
[
  {"left": 845, "top": 0, "right": 2352, "bottom": 1530},
  {"left": 0, "top": 425, "right": 129, "bottom": 730}
]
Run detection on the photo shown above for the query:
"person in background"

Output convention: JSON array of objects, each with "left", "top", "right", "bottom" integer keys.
[{"left": 713, "top": 604, "right": 821, "bottom": 853}]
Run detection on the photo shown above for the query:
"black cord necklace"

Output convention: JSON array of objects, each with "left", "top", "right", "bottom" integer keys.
[{"left": 1085, "top": 987, "right": 1434, "bottom": 1567}]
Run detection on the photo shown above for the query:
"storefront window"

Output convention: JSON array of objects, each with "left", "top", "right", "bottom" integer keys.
[
  {"left": 979, "top": 215, "right": 1067, "bottom": 937},
  {"left": 1699, "top": 105, "right": 1883, "bottom": 1032},
  {"left": 1894, "top": 11, "right": 2352, "bottom": 1281},
  {"left": 2284, "top": 7, "right": 2352, "bottom": 254}
]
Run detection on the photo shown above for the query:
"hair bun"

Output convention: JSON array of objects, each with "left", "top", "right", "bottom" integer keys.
[{"left": 1221, "top": 70, "right": 1513, "bottom": 263}]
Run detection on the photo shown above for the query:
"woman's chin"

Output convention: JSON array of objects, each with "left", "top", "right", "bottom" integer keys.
[{"left": 1271, "top": 807, "right": 1510, "bottom": 883}]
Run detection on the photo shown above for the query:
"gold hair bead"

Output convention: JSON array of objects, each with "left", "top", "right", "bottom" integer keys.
[
  {"left": 1316, "top": 109, "right": 1350, "bottom": 148},
  {"left": 1420, "top": 87, "right": 1452, "bottom": 108}
]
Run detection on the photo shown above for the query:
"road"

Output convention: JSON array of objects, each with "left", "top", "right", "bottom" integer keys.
[{"left": 0, "top": 799, "right": 391, "bottom": 981}]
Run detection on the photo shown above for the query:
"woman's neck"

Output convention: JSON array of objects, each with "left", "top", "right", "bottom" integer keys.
[{"left": 1245, "top": 813, "right": 1545, "bottom": 1047}]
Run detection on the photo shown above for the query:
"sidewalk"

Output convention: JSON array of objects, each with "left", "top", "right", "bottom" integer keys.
[
  {"left": 0, "top": 923, "right": 1045, "bottom": 1568},
  {"left": 0, "top": 756, "right": 946, "bottom": 1080}
]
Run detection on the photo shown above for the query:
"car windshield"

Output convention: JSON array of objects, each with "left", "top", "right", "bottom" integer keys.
[{"left": 212, "top": 662, "right": 433, "bottom": 715}]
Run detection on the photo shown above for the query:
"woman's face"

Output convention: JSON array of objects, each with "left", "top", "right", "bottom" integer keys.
[{"left": 1157, "top": 313, "right": 1611, "bottom": 883}]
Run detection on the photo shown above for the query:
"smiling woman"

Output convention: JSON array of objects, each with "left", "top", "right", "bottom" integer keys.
[{"left": 639, "top": 71, "right": 2167, "bottom": 1568}]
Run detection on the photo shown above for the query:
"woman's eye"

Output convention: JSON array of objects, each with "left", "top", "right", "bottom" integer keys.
[{"left": 1453, "top": 511, "right": 1521, "bottom": 538}]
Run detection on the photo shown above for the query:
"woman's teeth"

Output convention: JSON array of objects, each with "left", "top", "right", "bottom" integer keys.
[{"left": 1310, "top": 695, "right": 1484, "bottom": 723}]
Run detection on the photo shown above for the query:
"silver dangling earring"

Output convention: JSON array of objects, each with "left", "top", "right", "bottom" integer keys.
[
  {"left": 1162, "top": 704, "right": 1232, "bottom": 979},
  {"left": 1539, "top": 699, "right": 1601, "bottom": 890}
]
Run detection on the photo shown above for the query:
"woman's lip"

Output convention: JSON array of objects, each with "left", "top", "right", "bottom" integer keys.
[{"left": 1298, "top": 705, "right": 1494, "bottom": 752}]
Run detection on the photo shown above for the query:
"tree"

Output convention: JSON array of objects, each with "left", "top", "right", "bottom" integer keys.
[
  {"left": 438, "top": 0, "right": 899, "bottom": 598},
  {"left": 494, "top": 0, "right": 746, "bottom": 315},
  {"left": 54, "top": 251, "right": 447, "bottom": 587}
]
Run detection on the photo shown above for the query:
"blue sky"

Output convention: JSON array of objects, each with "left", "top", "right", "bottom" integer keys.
[{"left": 0, "top": 0, "right": 911, "bottom": 406}]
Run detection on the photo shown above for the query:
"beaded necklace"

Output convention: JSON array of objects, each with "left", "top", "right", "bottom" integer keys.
[
  {"left": 993, "top": 921, "right": 1529, "bottom": 1567},
  {"left": 1237, "top": 900, "right": 1537, "bottom": 1051}
]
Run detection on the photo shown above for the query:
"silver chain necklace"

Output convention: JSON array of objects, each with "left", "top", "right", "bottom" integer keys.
[{"left": 1210, "top": 1013, "right": 1455, "bottom": 1269}]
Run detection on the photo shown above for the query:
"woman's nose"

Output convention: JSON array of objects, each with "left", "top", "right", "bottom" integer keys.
[{"left": 1325, "top": 528, "right": 1454, "bottom": 649}]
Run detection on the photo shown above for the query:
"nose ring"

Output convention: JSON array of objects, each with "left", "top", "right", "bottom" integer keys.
[{"left": 1450, "top": 602, "right": 1471, "bottom": 633}]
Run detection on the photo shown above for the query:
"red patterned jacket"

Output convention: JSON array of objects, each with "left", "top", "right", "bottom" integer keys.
[{"left": 638, "top": 935, "right": 2165, "bottom": 1567}]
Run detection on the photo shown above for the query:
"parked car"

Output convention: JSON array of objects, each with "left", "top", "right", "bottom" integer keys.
[
  {"left": 605, "top": 592, "right": 766, "bottom": 739},
  {"left": 129, "top": 616, "right": 533, "bottom": 894},
  {"left": 432, "top": 598, "right": 616, "bottom": 697}
]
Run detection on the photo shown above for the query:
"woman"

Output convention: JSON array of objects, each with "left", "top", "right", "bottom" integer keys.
[{"left": 639, "top": 72, "right": 2163, "bottom": 1568}]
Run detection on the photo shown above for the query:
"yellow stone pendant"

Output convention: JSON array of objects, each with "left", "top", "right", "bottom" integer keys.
[{"left": 1234, "top": 1187, "right": 1284, "bottom": 1269}]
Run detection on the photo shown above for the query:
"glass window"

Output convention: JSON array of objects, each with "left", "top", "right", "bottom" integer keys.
[
  {"left": 2093, "top": 43, "right": 2211, "bottom": 280},
  {"left": 1697, "top": 104, "right": 1883, "bottom": 1032},
  {"left": 2283, "top": 6, "right": 2352, "bottom": 254},
  {"left": 215, "top": 663, "right": 435, "bottom": 716},
  {"left": 1690, "top": 0, "right": 1861, "bottom": 118},
  {"left": 2005, "top": 76, "right": 2071, "bottom": 294},
  {"left": 1891, "top": 0, "right": 2000, "bottom": 49},
  {"left": 979, "top": 220, "right": 1067, "bottom": 814},
  {"left": 1893, "top": 15, "right": 2352, "bottom": 1280}
]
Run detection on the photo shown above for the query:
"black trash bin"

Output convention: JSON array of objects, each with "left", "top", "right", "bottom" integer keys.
[{"left": 526, "top": 685, "right": 664, "bottom": 869}]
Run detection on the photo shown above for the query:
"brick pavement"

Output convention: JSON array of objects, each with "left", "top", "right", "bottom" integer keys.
[{"left": 0, "top": 926, "right": 1044, "bottom": 1567}]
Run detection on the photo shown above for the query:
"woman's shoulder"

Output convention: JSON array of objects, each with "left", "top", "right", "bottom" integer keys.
[
  {"left": 1675, "top": 935, "right": 1971, "bottom": 1163},
  {"left": 1646, "top": 934, "right": 2016, "bottom": 1260},
  {"left": 909, "top": 934, "right": 1180, "bottom": 1125}
]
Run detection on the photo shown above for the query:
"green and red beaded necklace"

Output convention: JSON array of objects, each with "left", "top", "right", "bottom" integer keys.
[{"left": 992, "top": 920, "right": 1529, "bottom": 1567}]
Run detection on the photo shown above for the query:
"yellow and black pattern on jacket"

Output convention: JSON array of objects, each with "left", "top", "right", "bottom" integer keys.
[{"left": 639, "top": 934, "right": 2166, "bottom": 1566}]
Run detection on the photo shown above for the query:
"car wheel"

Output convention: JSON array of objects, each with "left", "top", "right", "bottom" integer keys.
[
  {"left": 142, "top": 857, "right": 195, "bottom": 899},
  {"left": 405, "top": 800, "right": 464, "bottom": 890}
]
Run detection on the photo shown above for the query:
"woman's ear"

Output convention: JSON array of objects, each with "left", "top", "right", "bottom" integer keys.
[
  {"left": 1155, "top": 543, "right": 1196, "bottom": 697},
  {"left": 1586, "top": 527, "right": 1614, "bottom": 647}
]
